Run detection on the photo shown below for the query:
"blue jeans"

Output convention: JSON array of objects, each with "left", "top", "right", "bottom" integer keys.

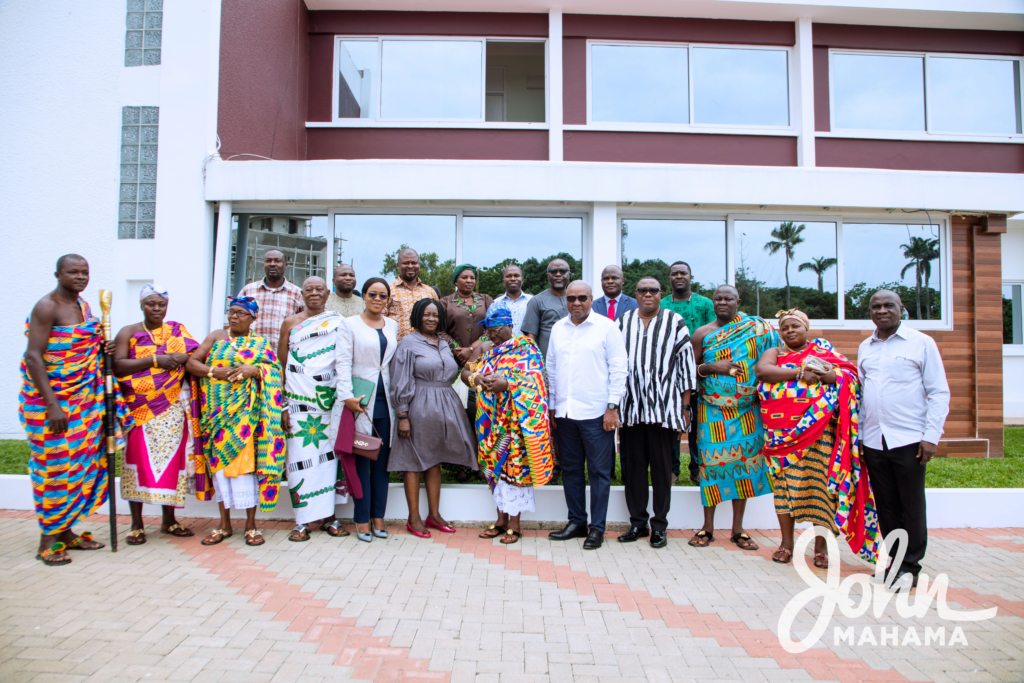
[
  {"left": 555, "top": 416, "right": 615, "bottom": 532},
  {"left": 353, "top": 413, "right": 391, "bottom": 524}
]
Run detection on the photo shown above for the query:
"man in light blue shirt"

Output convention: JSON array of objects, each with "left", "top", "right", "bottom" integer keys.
[{"left": 493, "top": 264, "right": 533, "bottom": 337}]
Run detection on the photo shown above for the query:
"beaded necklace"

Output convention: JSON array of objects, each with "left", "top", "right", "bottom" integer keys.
[{"left": 144, "top": 322, "right": 167, "bottom": 348}]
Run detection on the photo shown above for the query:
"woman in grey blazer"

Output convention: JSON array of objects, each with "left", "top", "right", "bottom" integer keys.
[{"left": 336, "top": 277, "right": 399, "bottom": 542}]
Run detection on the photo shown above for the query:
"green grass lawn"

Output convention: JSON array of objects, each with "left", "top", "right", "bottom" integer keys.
[{"left": 2, "top": 428, "right": 1022, "bottom": 487}]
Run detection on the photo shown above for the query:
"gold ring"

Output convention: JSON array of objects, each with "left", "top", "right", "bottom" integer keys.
[{"left": 728, "top": 368, "right": 738, "bottom": 377}]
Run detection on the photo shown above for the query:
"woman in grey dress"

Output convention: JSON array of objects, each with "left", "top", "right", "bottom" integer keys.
[{"left": 390, "top": 298, "right": 478, "bottom": 538}]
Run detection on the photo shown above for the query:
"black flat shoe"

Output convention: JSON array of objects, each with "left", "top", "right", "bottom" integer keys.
[
  {"left": 649, "top": 531, "right": 667, "bottom": 548},
  {"left": 617, "top": 526, "right": 649, "bottom": 543},
  {"left": 583, "top": 530, "right": 604, "bottom": 550},
  {"left": 549, "top": 522, "right": 589, "bottom": 541}
]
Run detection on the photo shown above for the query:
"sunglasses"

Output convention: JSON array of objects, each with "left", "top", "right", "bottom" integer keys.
[
  {"left": 636, "top": 287, "right": 662, "bottom": 296},
  {"left": 565, "top": 295, "right": 590, "bottom": 303},
  {"left": 364, "top": 291, "right": 388, "bottom": 300},
  {"left": 547, "top": 268, "right": 570, "bottom": 275}
]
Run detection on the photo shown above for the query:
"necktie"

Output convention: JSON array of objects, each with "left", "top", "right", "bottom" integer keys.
[{"left": 608, "top": 298, "right": 617, "bottom": 320}]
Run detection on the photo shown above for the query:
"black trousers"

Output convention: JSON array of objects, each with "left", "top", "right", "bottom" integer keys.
[
  {"left": 862, "top": 440, "right": 928, "bottom": 577},
  {"left": 671, "top": 403, "right": 700, "bottom": 480},
  {"left": 620, "top": 423, "right": 675, "bottom": 533}
]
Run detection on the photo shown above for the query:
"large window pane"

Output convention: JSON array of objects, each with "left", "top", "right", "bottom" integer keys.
[
  {"left": 334, "top": 214, "right": 457, "bottom": 295},
  {"left": 462, "top": 216, "right": 583, "bottom": 297},
  {"left": 591, "top": 44, "right": 689, "bottom": 124},
  {"left": 228, "top": 215, "right": 330, "bottom": 298},
  {"left": 929, "top": 58, "right": 1021, "bottom": 134},
  {"left": 1004, "top": 284, "right": 1023, "bottom": 344},
  {"left": 844, "top": 224, "right": 942, "bottom": 321},
  {"left": 485, "top": 41, "right": 545, "bottom": 123},
  {"left": 338, "top": 40, "right": 378, "bottom": 118},
  {"left": 692, "top": 47, "right": 789, "bottom": 126},
  {"left": 619, "top": 219, "right": 727, "bottom": 295},
  {"left": 380, "top": 40, "right": 482, "bottom": 119},
  {"left": 832, "top": 53, "right": 925, "bottom": 131},
  {"left": 734, "top": 221, "right": 838, "bottom": 319}
]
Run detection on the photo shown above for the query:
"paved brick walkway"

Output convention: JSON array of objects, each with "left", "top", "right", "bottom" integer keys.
[{"left": 1, "top": 511, "right": 1021, "bottom": 683}]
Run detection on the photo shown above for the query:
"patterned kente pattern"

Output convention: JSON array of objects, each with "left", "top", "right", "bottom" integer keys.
[{"left": 118, "top": 322, "right": 199, "bottom": 427}]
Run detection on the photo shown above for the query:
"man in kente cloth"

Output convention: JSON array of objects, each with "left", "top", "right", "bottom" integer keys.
[
  {"left": 688, "top": 285, "right": 778, "bottom": 551},
  {"left": 20, "top": 254, "right": 126, "bottom": 565},
  {"left": 278, "top": 277, "right": 350, "bottom": 542}
]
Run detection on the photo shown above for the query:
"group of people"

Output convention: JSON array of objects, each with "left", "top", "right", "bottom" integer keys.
[{"left": 21, "top": 248, "right": 950, "bottom": 589}]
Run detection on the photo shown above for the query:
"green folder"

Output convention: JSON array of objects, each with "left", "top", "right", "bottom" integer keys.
[{"left": 351, "top": 377, "right": 375, "bottom": 407}]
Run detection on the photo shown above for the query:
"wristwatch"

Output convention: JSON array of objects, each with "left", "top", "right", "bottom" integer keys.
[{"left": 607, "top": 403, "right": 618, "bottom": 411}]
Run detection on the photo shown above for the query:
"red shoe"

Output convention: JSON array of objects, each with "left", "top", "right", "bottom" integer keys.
[
  {"left": 406, "top": 523, "right": 431, "bottom": 539},
  {"left": 426, "top": 518, "right": 456, "bottom": 533}
]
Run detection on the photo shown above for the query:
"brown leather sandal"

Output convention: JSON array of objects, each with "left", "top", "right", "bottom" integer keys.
[
  {"left": 479, "top": 524, "right": 506, "bottom": 539},
  {"left": 201, "top": 528, "right": 232, "bottom": 546},
  {"left": 772, "top": 546, "right": 793, "bottom": 564},
  {"left": 127, "top": 529, "right": 147, "bottom": 545},
  {"left": 688, "top": 530, "right": 713, "bottom": 548},
  {"left": 813, "top": 552, "right": 829, "bottom": 569}
]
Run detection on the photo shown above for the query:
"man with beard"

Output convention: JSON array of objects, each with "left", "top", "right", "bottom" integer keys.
[
  {"left": 493, "top": 264, "right": 532, "bottom": 337},
  {"left": 325, "top": 264, "right": 365, "bottom": 318},
  {"left": 237, "top": 249, "right": 304, "bottom": 343},
  {"left": 384, "top": 248, "right": 438, "bottom": 342},
  {"left": 521, "top": 258, "right": 571, "bottom": 359}
]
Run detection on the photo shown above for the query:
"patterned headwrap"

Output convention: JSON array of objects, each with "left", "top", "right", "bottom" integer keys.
[
  {"left": 451, "top": 264, "right": 478, "bottom": 285},
  {"left": 140, "top": 284, "right": 168, "bottom": 301},
  {"left": 776, "top": 308, "right": 810, "bottom": 330},
  {"left": 478, "top": 303, "right": 513, "bottom": 328},
  {"left": 228, "top": 296, "right": 259, "bottom": 318}
]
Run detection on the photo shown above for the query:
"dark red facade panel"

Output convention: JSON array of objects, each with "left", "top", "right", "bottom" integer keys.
[
  {"left": 563, "top": 38, "right": 587, "bottom": 125},
  {"left": 813, "top": 23, "right": 1024, "bottom": 55},
  {"left": 817, "top": 138, "right": 1024, "bottom": 174},
  {"left": 306, "top": 128, "right": 549, "bottom": 161},
  {"left": 308, "top": 11, "right": 548, "bottom": 37},
  {"left": 307, "top": 34, "right": 334, "bottom": 123},
  {"left": 563, "top": 14, "right": 794, "bottom": 45},
  {"left": 813, "top": 46, "right": 830, "bottom": 133},
  {"left": 564, "top": 131, "right": 798, "bottom": 166}
]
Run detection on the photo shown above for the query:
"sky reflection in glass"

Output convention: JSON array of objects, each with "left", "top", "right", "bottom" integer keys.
[
  {"left": 591, "top": 45, "right": 689, "bottom": 123},
  {"left": 692, "top": 48, "right": 789, "bottom": 126},
  {"left": 929, "top": 58, "right": 1021, "bottom": 134},
  {"left": 463, "top": 217, "right": 582, "bottom": 271},
  {"left": 334, "top": 214, "right": 456, "bottom": 284},
  {"left": 381, "top": 40, "right": 482, "bottom": 119},
  {"left": 833, "top": 53, "right": 925, "bottom": 131},
  {"left": 620, "top": 219, "right": 728, "bottom": 290}
]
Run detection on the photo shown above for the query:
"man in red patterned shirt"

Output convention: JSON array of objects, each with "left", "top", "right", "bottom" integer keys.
[
  {"left": 384, "top": 248, "right": 438, "bottom": 342},
  {"left": 237, "top": 249, "right": 304, "bottom": 344}
]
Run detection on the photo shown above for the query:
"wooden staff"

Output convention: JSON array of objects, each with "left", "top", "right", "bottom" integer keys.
[{"left": 98, "top": 290, "right": 118, "bottom": 552}]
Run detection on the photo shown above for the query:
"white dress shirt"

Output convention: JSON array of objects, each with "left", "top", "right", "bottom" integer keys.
[
  {"left": 858, "top": 323, "right": 950, "bottom": 450},
  {"left": 546, "top": 312, "right": 628, "bottom": 420}
]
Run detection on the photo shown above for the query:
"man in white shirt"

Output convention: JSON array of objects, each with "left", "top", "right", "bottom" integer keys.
[
  {"left": 493, "top": 264, "right": 533, "bottom": 337},
  {"left": 546, "top": 281, "right": 628, "bottom": 550},
  {"left": 858, "top": 290, "right": 950, "bottom": 589}
]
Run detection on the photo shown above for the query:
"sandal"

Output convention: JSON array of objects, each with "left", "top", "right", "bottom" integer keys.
[
  {"left": 500, "top": 529, "right": 521, "bottom": 545},
  {"left": 688, "top": 530, "right": 714, "bottom": 548},
  {"left": 731, "top": 532, "right": 759, "bottom": 551},
  {"left": 127, "top": 529, "right": 147, "bottom": 546},
  {"left": 201, "top": 528, "right": 232, "bottom": 546},
  {"left": 36, "top": 542, "right": 72, "bottom": 566},
  {"left": 479, "top": 524, "right": 506, "bottom": 539},
  {"left": 322, "top": 520, "right": 350, "bottom": 537},
  {"left": 245, "top": 529, "right": 265, "bottom": 547},
  {"left": 814, "top": 552, "right": 829, "bottom": 569},
  {"left": 160, "top": 523, "right": 194, "bottom": 537},
  {"left": 289, "top": 525, "right": 311, "bottom": 542},
  {"left": 772, "top": 546, "right": 793, "bottom": 564},
  {"left": 66, "top": 531, "right": 104, "bottom": 550}
]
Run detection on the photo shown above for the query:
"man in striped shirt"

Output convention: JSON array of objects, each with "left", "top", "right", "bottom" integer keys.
[
  {"left": 237, "top": 249, "right": 304, "bottom": 344},
  {"left": 616, "top": 277, "right": 696, "bottom": 548}
]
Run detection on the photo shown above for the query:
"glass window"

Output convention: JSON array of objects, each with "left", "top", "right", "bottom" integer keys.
[
  {"left": 485, "top": 41, "right": 545, "bottom": 123},
  {"left": 832, "top": 53, "right": 926, "bottom": 131},
  {"left": 734, "top": 221, "right": 838, "bottom": 319},
  {"left": 462, "top": 216, "right": 583, "bottom": 297},
  {"left": 619, "top": 219, "right": 727, "bottom": 295},
  {"left": 591, "top": 44, "right": 689, "bottom": 124},
  {"left": 380, "top": 40, "right": 482, "bottom": 120},
  {"left": 333, "top": 214, "right": 457, "bottom": 295},
  {"left": 844, "top": 224, "right": 942, "bottom": 321},
  {"left": 1005, "top": 283, "right": 1023, "bottom": 344},
  {"left": 228, "top": 215, "right": 330, "bottom": 298},
  {"left": 929, "top": 57, "right": 1021, "bottom": 135},
  {"left": 692, "top": 47, "right": 789, "bottom": 126},
  {"left": 338, "top": 40, "right": 379, "bottom": 119}
]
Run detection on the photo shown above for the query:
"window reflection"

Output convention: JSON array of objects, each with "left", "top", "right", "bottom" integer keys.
[
  {"left": 229, "top": 216, "right": 330, "bottom": 298},
  {"left": 333, "top": 215, "right": 457, "bottom": 295},
  {"left": 462, "top": 216, "right": 583, "bottom": 296},
  {"left": 1004, "top": 284, "right": 1023, "bottom": 344},
  {"left": 929, "top": 58, "right": 1021, "bottom": 134},
  {"left": 619, "top": 219, "right": 727, "bottom": 294},
  {"left": 844, "top": 224, "right": 941, "bottom": 321},
  {"left": 591, "top": 44, "right": 689, "bottom": 124},
  {"left": 485, "top": 41, "right": 545, "bottom": 123},
  {"left": 692, "top": 48, "right": 789, "bottom": 126},
  {"left": 338, "top": 41, "right": 378, "bottom": 119},
  {"left": 380, "top": 40, "right": 482, "bottom": 119},
  {"left": 832, "top": 53, "right": 925, "bottom": 131}
]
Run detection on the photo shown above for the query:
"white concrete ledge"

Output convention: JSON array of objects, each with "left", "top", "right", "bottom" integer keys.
[{"left": 2, "top": 475, "right": 1021, "bottom": 529}]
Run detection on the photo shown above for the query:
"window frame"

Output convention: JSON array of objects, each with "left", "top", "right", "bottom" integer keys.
[
  {"left": 323, "top": 35, "right": 550, "bottom": 129},
  {"left": 575, "top": 39, "right": 798, "bottom": 136},
  {"left": 1005, "top": 281, "right": 1024, "bottom": 350},
  {"left": 615, "top": 207, "right": 953, "bottom": 330},
  {"left": 826, "top": 48, "right": 1024, "bottom": 143}
]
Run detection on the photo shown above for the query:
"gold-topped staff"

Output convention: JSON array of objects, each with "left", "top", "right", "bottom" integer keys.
[{"left": 99, "top": 290, "right": 118, "bottom": 552}]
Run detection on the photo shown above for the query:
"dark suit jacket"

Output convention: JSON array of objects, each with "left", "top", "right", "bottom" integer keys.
[{"left": 593, "top": 293, "right": 638, "bottom": 321}]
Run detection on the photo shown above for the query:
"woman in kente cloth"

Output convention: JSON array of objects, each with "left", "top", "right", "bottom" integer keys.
[
  {"left": 186, "top": 296, "right": 286, "bottom": 547},
  {"left": 461, "top": 304, "right": 555, "bottom": 545},
  {"left": 755, "top": 308, "right": 880, "bottom": 568},
  {"left": 113, "top": 284, "right": 199, "bottom": 545}
]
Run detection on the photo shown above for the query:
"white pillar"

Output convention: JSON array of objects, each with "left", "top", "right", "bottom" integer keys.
[
  {"left": 548, "top": 9, "right": 563, "bottom": 163},
  {"left": 591, "top": 202, "right": 618, "bottom": 286},
  {"left": 794, "top": 17, "right": 816, "bottom": 167},
  {"left": 210, "top": 200, "right": 232, "bottom": 332}
]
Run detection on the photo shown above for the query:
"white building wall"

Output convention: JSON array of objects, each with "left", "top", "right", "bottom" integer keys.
[
  {"left": 0, "top": 1, "right": 218, "bottom": 439},
  {"left": 1003, "top": 220, "right": 1024, "bottom": 421}
]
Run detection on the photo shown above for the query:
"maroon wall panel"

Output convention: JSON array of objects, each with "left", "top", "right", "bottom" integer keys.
[
  {"left": 308, "top": 11, "right": 548, "bottom": 36},
  {"left": 564, "top": 131, "right": 797, "bottom": 166},
  {"left": 219, "top": 0, "right": 309, "bottom": 161},
  {"left": 563, "top": 37, "right": 587, "bottom": 125},
  {"left": 817, "top": 138, "right": 1024, "bottom": 173},
  {"left": 306, "top": 128, "right": 548, "bottom": 161},
  {"left": 307, "top": 34, "right": 334, "bottom": 123},
  {"left": 813, "top": 46, "right": 830, "bottom": 132},
  {"left": 563, "top": 14, "right": 794, "bottom": 45},
  {"left": 813, "top": 24, "right": 1024, "bottom": 55}
]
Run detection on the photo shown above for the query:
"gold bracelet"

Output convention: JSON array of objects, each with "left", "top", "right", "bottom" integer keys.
[
  {"left": 469, "top": 372, "right": 479, "bottom": 390},
  {"left": 696, "top": 363, "right": 707, "bottom": 378},
  {"left": 207, "top": 368, "right": 214, "bottom": 379},
  {"left": 152, "top": 355, "right": 159, "bottom": 368}
]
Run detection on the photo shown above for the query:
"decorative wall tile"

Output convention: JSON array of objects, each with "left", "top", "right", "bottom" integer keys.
[
  {"left": 125, "top": 0, "right": 161, "bottom": 66},
  {"left": 118, "top": 105, "right": 158, "bottom": 239}
]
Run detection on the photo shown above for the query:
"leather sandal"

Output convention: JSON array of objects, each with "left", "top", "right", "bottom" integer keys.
[
  {"left": 66, "top": 531, "right": 104, "bottom": 550},
  {"left": 201, "top": 528, "right": 232, "bottom": 546},
  {"left": 127, "top": 529, "right": 147, "bottom": 545},
  {"left": 731, "top": 532, "right": 759, "bottom": 551},
  {"left": 323, "top": 520, "right": 350, "bottom": 537},
  {"left": 479, "top": 524, "right": 506, "bottom": 539},
  {"left": 813, "top": 552, "right": 829, "bottom": 569},
  {"left": 500, "top": 529, "right": 522, "bottom": 545},
  {"left": 36, "top": 541, "right": 72, "bottom": 566},
  {"left": 160, "top": 523, "right": 194, "bottom": 537},
  {"left": 289, "top": 525, "right": 311, "bottom": 542},
  {"left": 245, "top": 529, "right": 265, "bottom": 546},
  {"left": 772, "top": 546, "right": 793, "bottom": 564},
  {"left": 688, "top": 530, "right": 713, "bottom": 548}
]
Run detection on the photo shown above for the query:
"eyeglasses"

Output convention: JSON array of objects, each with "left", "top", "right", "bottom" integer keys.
[
  {"left": 636, "top": 287, "right": 662, "bottom": 296},
  {"left": 547, "top": 268, "right": 570, "bottom": 275},
  {"left": 565, "top": 295, "right": 590, "bottom": 303},
  {"left": 364, "top": 292, "right": 388, "bottom": 300}
]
